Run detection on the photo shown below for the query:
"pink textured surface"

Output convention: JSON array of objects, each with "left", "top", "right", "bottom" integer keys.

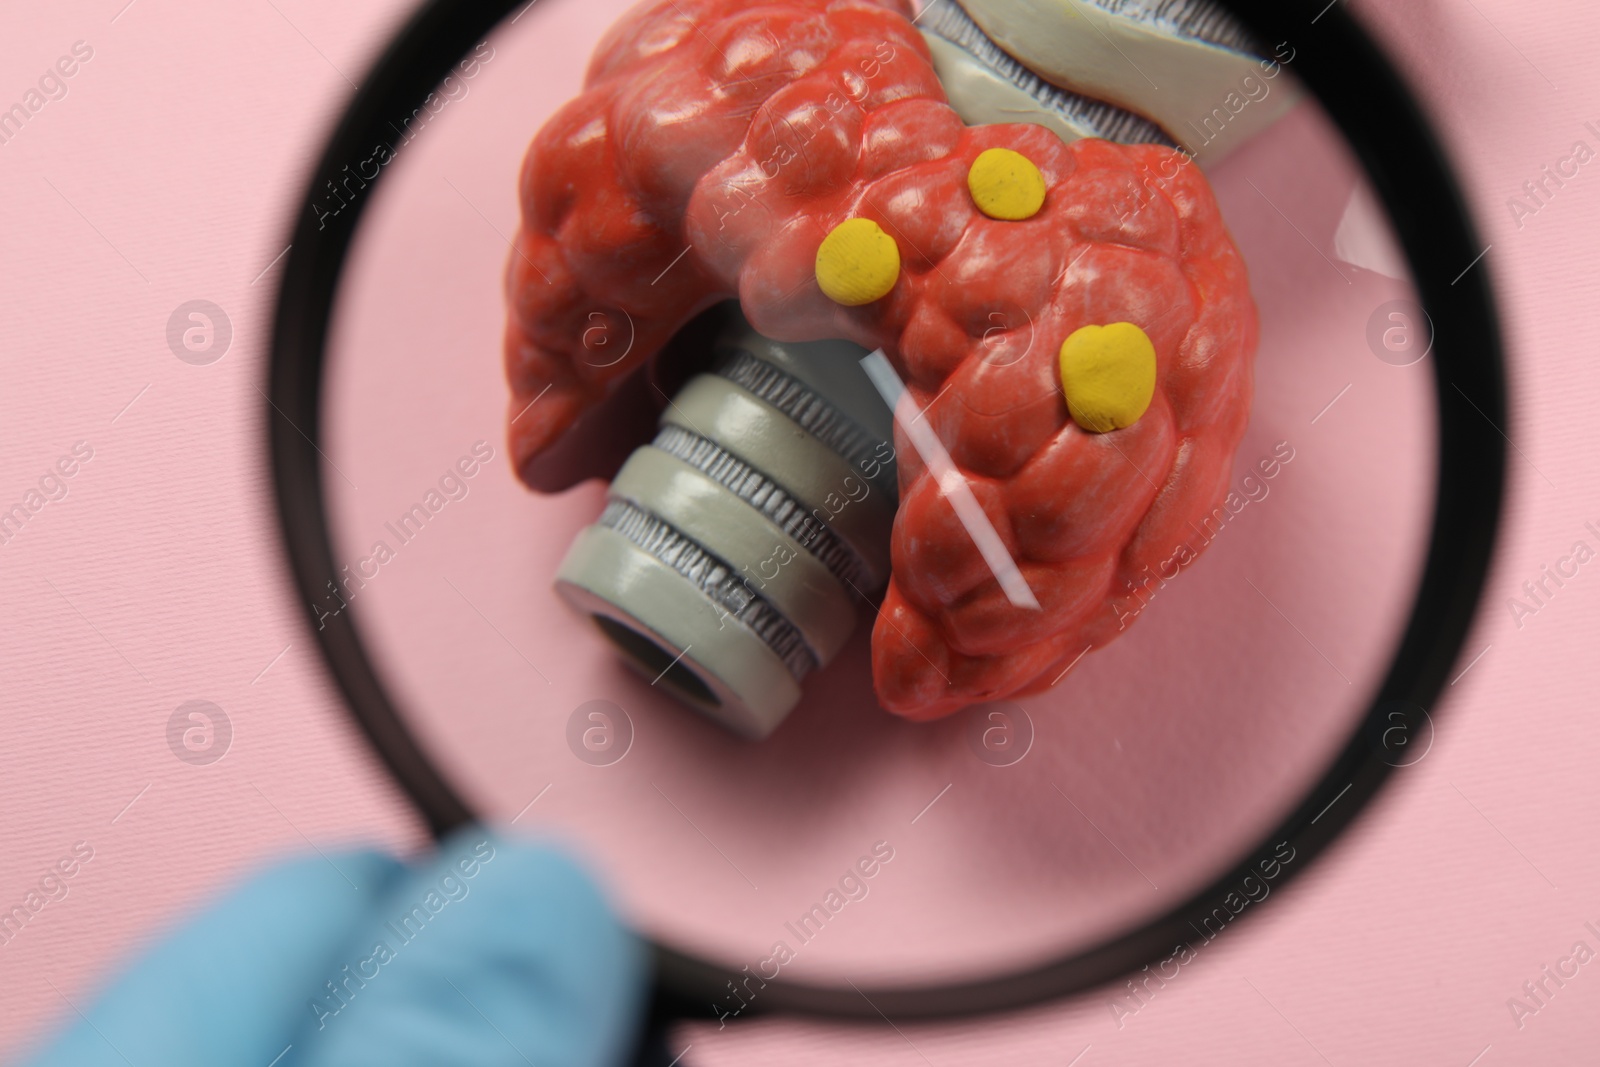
[{"left": 0, "top": 3, "right": 1593, "bottom": 1067}]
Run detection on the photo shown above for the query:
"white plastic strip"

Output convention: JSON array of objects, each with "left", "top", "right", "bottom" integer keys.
[{"left": 860, "top": 350, "right": 1040, "bottom": 611}]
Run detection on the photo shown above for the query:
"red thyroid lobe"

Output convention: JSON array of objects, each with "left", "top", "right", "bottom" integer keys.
[{"left": 506, "top": 0, "right": 1257, "bottom": 720}]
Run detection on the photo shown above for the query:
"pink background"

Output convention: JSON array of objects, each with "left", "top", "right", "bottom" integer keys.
[{"left": 0, "top": 0, "right": 1594, "bottom": 1063}]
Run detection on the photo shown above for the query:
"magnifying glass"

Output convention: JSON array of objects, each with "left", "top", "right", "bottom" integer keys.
[{"left": 269, "top": 0, "right": 1504, "bottom": 1057}]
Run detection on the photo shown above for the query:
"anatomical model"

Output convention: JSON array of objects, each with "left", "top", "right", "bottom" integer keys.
[{"left": 503, "top": 0, "right": 1291, "bottom": 736}]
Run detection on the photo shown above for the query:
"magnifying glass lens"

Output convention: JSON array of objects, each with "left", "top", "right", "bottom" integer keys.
[{"left": 283, "top": 0, "right": 1489, "bottom": 1013}]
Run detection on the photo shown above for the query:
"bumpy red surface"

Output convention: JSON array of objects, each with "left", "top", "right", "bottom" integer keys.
[{"left": 505, "top": 0, "right": 1256, "bottom": 720}]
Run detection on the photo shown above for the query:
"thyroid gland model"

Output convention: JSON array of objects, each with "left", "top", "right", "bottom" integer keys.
[{"left": 503, "top": 0, "right": 1285, "bottom": 738}]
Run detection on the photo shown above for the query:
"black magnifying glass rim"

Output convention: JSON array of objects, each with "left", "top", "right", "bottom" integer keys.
[{"left": 269, "top": 0, "right": 1505, "bottom": 1023}]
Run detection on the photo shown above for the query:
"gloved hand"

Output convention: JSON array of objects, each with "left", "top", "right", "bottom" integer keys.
[{"left": 21, "top": 827, "right": 647, "bottom": 1067}]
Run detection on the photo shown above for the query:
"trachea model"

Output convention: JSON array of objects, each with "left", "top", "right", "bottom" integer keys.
[{"left": 505, "top": 0, "right": 1280, "bottom": 736}]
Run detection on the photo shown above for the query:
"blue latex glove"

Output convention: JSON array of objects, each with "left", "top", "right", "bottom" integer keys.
[{"left": 22, "top": 827, "right": 647, "bottom": 1067}]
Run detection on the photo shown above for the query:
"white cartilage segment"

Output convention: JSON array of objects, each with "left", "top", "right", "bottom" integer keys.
[
  {"left": 923, "top": 0, "right": 1300, "bottom": 164},
  {"left": 608, "top": 446, "right": 858, "bottom": 663},
  {"left": 555, "top": 308, "right": 900, "bottom": 738},
  {"left": 920, "top": 32, "right": 1105, "bottom": 145}
]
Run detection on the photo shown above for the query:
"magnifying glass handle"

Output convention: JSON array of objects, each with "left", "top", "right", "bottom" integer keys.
[{"left": 626, "top": 981, "right": 702, "bottom": 1066}]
